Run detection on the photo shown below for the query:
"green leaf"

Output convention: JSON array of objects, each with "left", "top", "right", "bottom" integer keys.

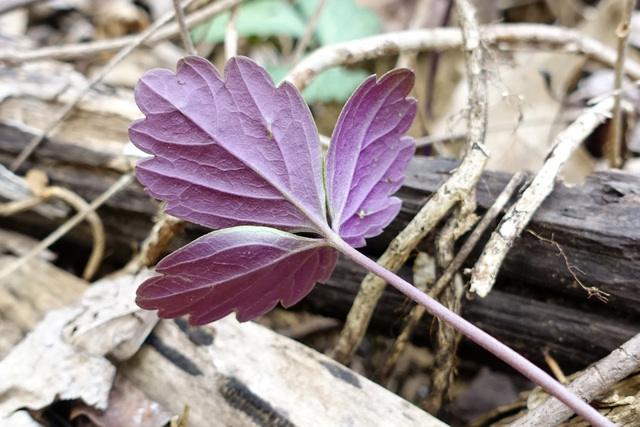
[
  {"left": 304, "top": 68, "right": 371, "bottom": 103},
  {"left": 267, "top": 64, "right": 369, "bottom": 104},
  {"left": 192, "top": 0, "right": 307, "bottom": 44},
  {"left": 296, "top": 0, "right": 381, "bottom": 46}
]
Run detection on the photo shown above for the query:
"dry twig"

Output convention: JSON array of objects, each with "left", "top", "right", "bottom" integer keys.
[
  {"left": 510, "top": 332, "right": 640, "bottom": 426},
  {"left": 543, "top": 348, "right": 568, "bottom": 385},
  {"left": 0, "top": 170, "right": 105, "bottom": 280},
  {"left": 30, "top": 190, "right": 104, "bottom": 281},
  {"left": 290, "top": 0, "right": 327, "bottom": 66},
  {"left": 423, "top": 206, "right": 469, "bottom": 414},
  {"left": 286, "top": 24, "right": 640, "bottom": 91},
  {"left": 224, "top": 4, "right": 240, "bottom": 60},
  {"left": 0, "top": 163, "right": 68, "bottom": 218},
  {"left": 379, "top": 172, "right": 525, "bottom": 383},
  {"left": 170, "top": 406, "right": 190, "bottom": 427},
  {"left": 421, "top": 2, "right": 485, "bottom": 411},
  {"left": 607, "top": 0, "right": 636, "bottom": 168},
  {"left": 394, "top": 0, "right": 433, "bottom": 69},
  {"left": 0, "top": 173, "right": 134, "bottom": 282},
  {"left": 121, "top": 211, "right": 186, "bottom": 275},
  {"left": 470, "top": 97, "right": 614, "bottom": 297},
  {"left": 172, "top": 0, "right": 197, "bottom": 56}
]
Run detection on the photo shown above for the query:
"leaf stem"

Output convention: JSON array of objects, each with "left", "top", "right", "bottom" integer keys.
[{"left": 327, "top": 233, "right": 614, "bottom": 427}]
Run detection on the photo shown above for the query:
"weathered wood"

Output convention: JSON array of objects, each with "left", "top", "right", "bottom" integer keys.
[
  {"left": 121, "top": 316, "right": 449, "bottom": 427},
  {"left": 0, "top": 254, "right": 88, "bottom": 358},
  {"left": 0, "top": 258, "right": 446, "bottom": 427},
  {"left": 394, "top": 158, "right": 640, "bottom": 315}
]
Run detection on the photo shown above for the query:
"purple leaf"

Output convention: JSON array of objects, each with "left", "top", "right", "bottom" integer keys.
[
  {"left": 136, "top": 226, "right": 338, "bottom": 325},
  {"left": 129, "top": 56, "right": 327, "bottom": 233},
  {"left": 325, "top": 69, "right": 417, "bottom": 247},
  {"left": 129, "top": 57, "right": 417, "bottom": 324}
]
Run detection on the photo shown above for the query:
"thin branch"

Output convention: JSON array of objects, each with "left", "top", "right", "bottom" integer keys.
[
  {"left": 172, "top": 0, "right": 197, "bottom": 55},
  {"left": 588, "top": 78, "right": 640, "bottom": 105},
  {"left": 456, "top": 0, "right": 488, "bottom": 152},
  {"left": 470, "top": 97, "right": 614, "bottom": 297},
  {"left": 379, "top": 171, "right": 525, "bottom": 384},
  {"left": 419, "top": 5, "right": 490, "bottom": 396},
  {"left": 607, "top": 0, "right": 636, "bottom": 168},
  {"left": 395, "top": 0, "right": 433, "bottom": 69},
  {"left": 527, "top": 230, "right": 610, "bottom": 302},
  {"left": 0, "top": 171, "right": 106, "bottom": 280},
  {"left": 423, "top": 203, "right": 471, "bottom": 414},
  {"left": 0, "top": 196, "right": 43, "bottom": 216},
  {"left": 510, "top": 332, "right": 640, "bottom": 426},
  {"left": 9, "top": 0, "right": 198, "bottom": 172},
  {"left": 0, "top": 0, "right": 245, "bottom": 63},
  {"left": 423, "top": 1, "right": 454, "bottom": 119},
  {"left": 38, "top": 186, "right": 105, "bottom": 280},
  {"left": 435, "top": 172, "right": 525, "bottom": 297},
  {"left": 224, "top": 5, "right": 240, "bottom": 60},
  {"left": 121, "top": 211, "right": 186, "bottom": 275},
  {"left": 543, "top": 348, "right": 568, "bottom": 384},
  {"left": 0, "top": 173, "right": 134, "bottom": 282},
  {"left": 290, "top": 0, "right": 327, "bottom": 66},
  {"left": 422, "top": 282, "right": 464, "bottom": 413},
  {"left": 285, "top": 24, "right": 640, "bottom": 91}
]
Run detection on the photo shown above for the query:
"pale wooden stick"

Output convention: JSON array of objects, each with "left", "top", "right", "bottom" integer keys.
[
  {"left": 510, "top": 332, "right": 640, "bottom": 426},
  {"left": 470, "top": 97, "right": 614, "bottom": 297},
  {"left": 0, "top": 171, "right": 105, "bottom": 280},
  {"left": 172, "top": 0, "right": 196, "bottom": 55},
  {"left": 607, "top": 0, "right": 636, "bottom": 168},
  {"left": 224, "top": 4, "right": 240, "bottom": 60},
  {"left": 121, "top": 211, "right": 185, "bottom": 275},
  {"left": 289, "top": 0, "right": 327, "bottom": 66},
  {"left": 286, "top": 24, "right": 640, "bottom": 91},
  {"left": 422, "top": 1, "right": 487, "bottom": 411},
  {"left": 38, "top": 186, "right": 105, "bottom": 280},
  {"left": 424, "top": 206, "right": 471, "bottom": 413},
  {"left": 395, "top": 0, "right": 433, "bottom": 69}
]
